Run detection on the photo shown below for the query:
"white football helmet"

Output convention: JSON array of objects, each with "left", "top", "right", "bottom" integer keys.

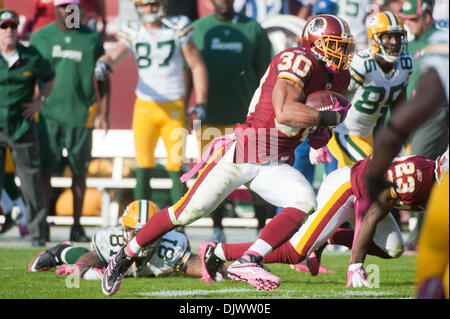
[{"left": 134, "top": 0, "right": 164, "bottom": 23}]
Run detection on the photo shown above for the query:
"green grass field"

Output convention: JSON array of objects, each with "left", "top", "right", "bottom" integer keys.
[{"left": 0, "top": 247, "right": 416, "bottom": 299}]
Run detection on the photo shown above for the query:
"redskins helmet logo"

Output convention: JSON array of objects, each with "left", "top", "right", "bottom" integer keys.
[{"left": 308, "top": 17, "right": 327, "bottom": 36}]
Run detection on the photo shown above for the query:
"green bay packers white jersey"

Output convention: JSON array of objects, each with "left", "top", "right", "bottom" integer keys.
[
  {"left": 118, "top": 16, "right": 193, "bottom": 102},
  {"left": 335, "top": 0, "right": 371, "bottom": 47},
  {"left": 134, "top": 230, "right": 191, "bottom": 277},
  {"left": 91, "top": 226, "right": 191, "bottom": 277},
  {"left": 335, "top": 48, "right": 414, "bottom": 138}
]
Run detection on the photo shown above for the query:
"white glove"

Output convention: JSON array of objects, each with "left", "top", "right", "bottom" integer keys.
[
  {"left": 94, "top": 61, "right": 112, "bottom": 81},
  {"left": 82, "top": 267, "right": 105, "bottom": 280},
  {"left": 188, "top": 103, "right": 207, "bottom": 122},
  {"left": 346, "top": 263, "right": 370, "bottom": 288},
  {"left": 309, "top": 146, "right": 332, "bottom": 165}
]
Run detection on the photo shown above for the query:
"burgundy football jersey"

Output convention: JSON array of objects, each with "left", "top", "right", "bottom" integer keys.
[
  {"left": 351, "top": 155, "right": 437, "bottom": 211},
  {"left": 234, "top": 46, "right": 351, "bottom": 164}
]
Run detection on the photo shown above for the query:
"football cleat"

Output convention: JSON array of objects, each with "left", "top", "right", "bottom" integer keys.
[
  {"left": 227, "top": 254, "right": 280, "bottom": 291},
  {"left": 198, "top": 241, "right": 225, "bottom": 283},
  {"left": 102, "top": 246, "right": 134, "bottom": 296},
  {"left": 28, "top": 241, "right": 73, "bottom": 272}
]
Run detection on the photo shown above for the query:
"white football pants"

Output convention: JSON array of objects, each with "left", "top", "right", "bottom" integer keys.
[
  {"left": 168, "top": 139, "right": 317, "bottom": 226},
  {"left": 289, "top": 166, "right": 405, "bottom": 258}
]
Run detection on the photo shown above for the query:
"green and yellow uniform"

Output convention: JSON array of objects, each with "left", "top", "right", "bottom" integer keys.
[{"left": 29, "top": 22, "right": 105, "bottom": 175}]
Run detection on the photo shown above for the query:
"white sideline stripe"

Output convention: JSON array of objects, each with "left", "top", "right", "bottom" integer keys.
[
  {"left": 138, "top": 288, "right": 398, "bottom": 298},
  {"left": 138, "top": 288, "right": 258, "bottom": 297}
]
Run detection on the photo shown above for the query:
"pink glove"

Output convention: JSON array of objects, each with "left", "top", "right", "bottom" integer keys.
[
  {"left": 55, "top": 264, "right": 77, "bottom": 275},
  {"left": 309, "top": 147, "right": 332, "bottom": 165},
  {"left": 346, "top": 263, "right": 370, "bottom": 288},
  {"left": 307, "top": 126, "right": 331, "bottom": 150},
  {"left": 332, "top": 96, "right": 352, "bottom": 124}
]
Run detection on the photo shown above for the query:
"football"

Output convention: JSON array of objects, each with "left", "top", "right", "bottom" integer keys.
[{"left": 306, "top": 90, "right": 349, "bottom": 111}]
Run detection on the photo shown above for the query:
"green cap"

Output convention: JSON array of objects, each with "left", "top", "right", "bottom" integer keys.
[
  {"left": 399, "top": 0, "right": 434, "bottom": 19},
  {"left": 0, "top": 9, "right": 19, "bottom": 27}
]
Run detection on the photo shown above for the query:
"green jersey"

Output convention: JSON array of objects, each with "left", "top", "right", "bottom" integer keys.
[
  {"left": 29, "top": 22, "right": 104, "bottom": 127},
  {"left": 406, "top": 25, "right": 448, "bottom": 99},
  {"left": 192, "top": 14, "right": 272, "bottom": 125},
  {"left": 0, "top": 43, "right": 54, "bottom": 140}
]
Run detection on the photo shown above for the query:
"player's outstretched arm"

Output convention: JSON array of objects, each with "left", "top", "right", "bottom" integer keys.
[
  {"left": 97, "top": 40, "right": 130, "bottom": 68},
  {"left": 346, "top": 190, "right": 394, "bottom": 288},
  {"left": 351, "top": 189, "right": 395, "bottom": 265}
]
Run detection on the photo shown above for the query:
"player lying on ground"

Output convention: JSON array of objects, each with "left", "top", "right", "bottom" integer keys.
[
  {"left": 101, "top": 14, "right": 355, "bottom": 295},
  {"left": 198, "top": 150, "right": 449, "bottom": 288},
  {"left": 28, "top": 200, "right": 227, "bottom": 280}
]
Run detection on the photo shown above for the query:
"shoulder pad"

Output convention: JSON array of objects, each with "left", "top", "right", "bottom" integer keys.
[
  {"left": 118, "top": 20, "right": 141, "bottom": 44},
  {"left": 162, "top": 15, "right": 191, "bottom": 30},
  {"left": 349, "top": 51, "right": 368, "bottom": 83}
]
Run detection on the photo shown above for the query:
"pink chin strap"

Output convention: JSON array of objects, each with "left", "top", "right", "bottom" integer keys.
[{"left": 325, "top": 63, "right": 339, "bottom": 74}]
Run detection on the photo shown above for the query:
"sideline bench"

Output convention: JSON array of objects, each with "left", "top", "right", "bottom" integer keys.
[
  {"left": 48, "top": 129, "right": 200, "bottom": 227},
  {"left": 4, "top": 129, "right": 253, "bottom": 228}
]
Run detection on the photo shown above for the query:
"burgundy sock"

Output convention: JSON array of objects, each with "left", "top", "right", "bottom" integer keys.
[
  {"left": 262, "top": 241, "right": 304, "bottom": 264},
  {"left": 135, "top": 207, "right": 175, "bottom": 247},
  {"left": 222, "top": 241, "right": 303, "bottom": 264},
  {"left": 330, "top": 228, "right": 392, "bottom": 259},
  {"left": 222, "top": 243, "right": 252, "bottom": 261},
  {"left": 258, "top": 207, "right": 307, "bottom": 250}
]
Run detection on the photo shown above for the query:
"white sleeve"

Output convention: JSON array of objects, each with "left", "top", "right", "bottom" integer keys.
[
  {"left": 117, "top": 21, "right": 140, "bottom": 49},
  {"left": 91, "top": 227, "right": 125, "bottom": 264},
  {"left": 348, "top": 52, "right": 367, "bottom": 86}
]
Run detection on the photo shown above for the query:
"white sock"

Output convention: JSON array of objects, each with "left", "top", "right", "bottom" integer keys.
[
  {"left": 60, "top": 247, "right": 72, "bottom": 264},
  {"left": 246, "top": 239, "right": 273, "bottom": 257},
  {"left": 213, "top": 243, "right": 226, "bottom": 261},
  {"left": 126, "top": 237, "right": 142, "bottom": 256}
]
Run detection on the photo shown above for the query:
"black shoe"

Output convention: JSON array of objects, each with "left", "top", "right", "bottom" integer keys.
[
  {"left": 199, "top": 241, "right": 225, "bottom": 282},
  {"left": 70, "top": 225, "right": 90, "bottom": 242},
  {"left": 102, "top": 246, "right": 134, "bottom": 296},
  {"left": 28, "top": 240, "right": 73, "bottom": 272},
  {"left": 0, "top": 214, "right": 15, "bottom": 234}
]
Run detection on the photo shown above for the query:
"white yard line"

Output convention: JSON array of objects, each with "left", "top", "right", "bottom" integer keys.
[{"left": 137, "top": 288, "right": 401, "bottom": 298}]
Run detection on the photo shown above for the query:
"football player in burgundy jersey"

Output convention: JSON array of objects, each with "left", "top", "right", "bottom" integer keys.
[
  {"left": 102, "top": 14, "right": 355, "bottom": 295},
  {"left": 198, "top": 150, "right": 448, "bottom": 288}
]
